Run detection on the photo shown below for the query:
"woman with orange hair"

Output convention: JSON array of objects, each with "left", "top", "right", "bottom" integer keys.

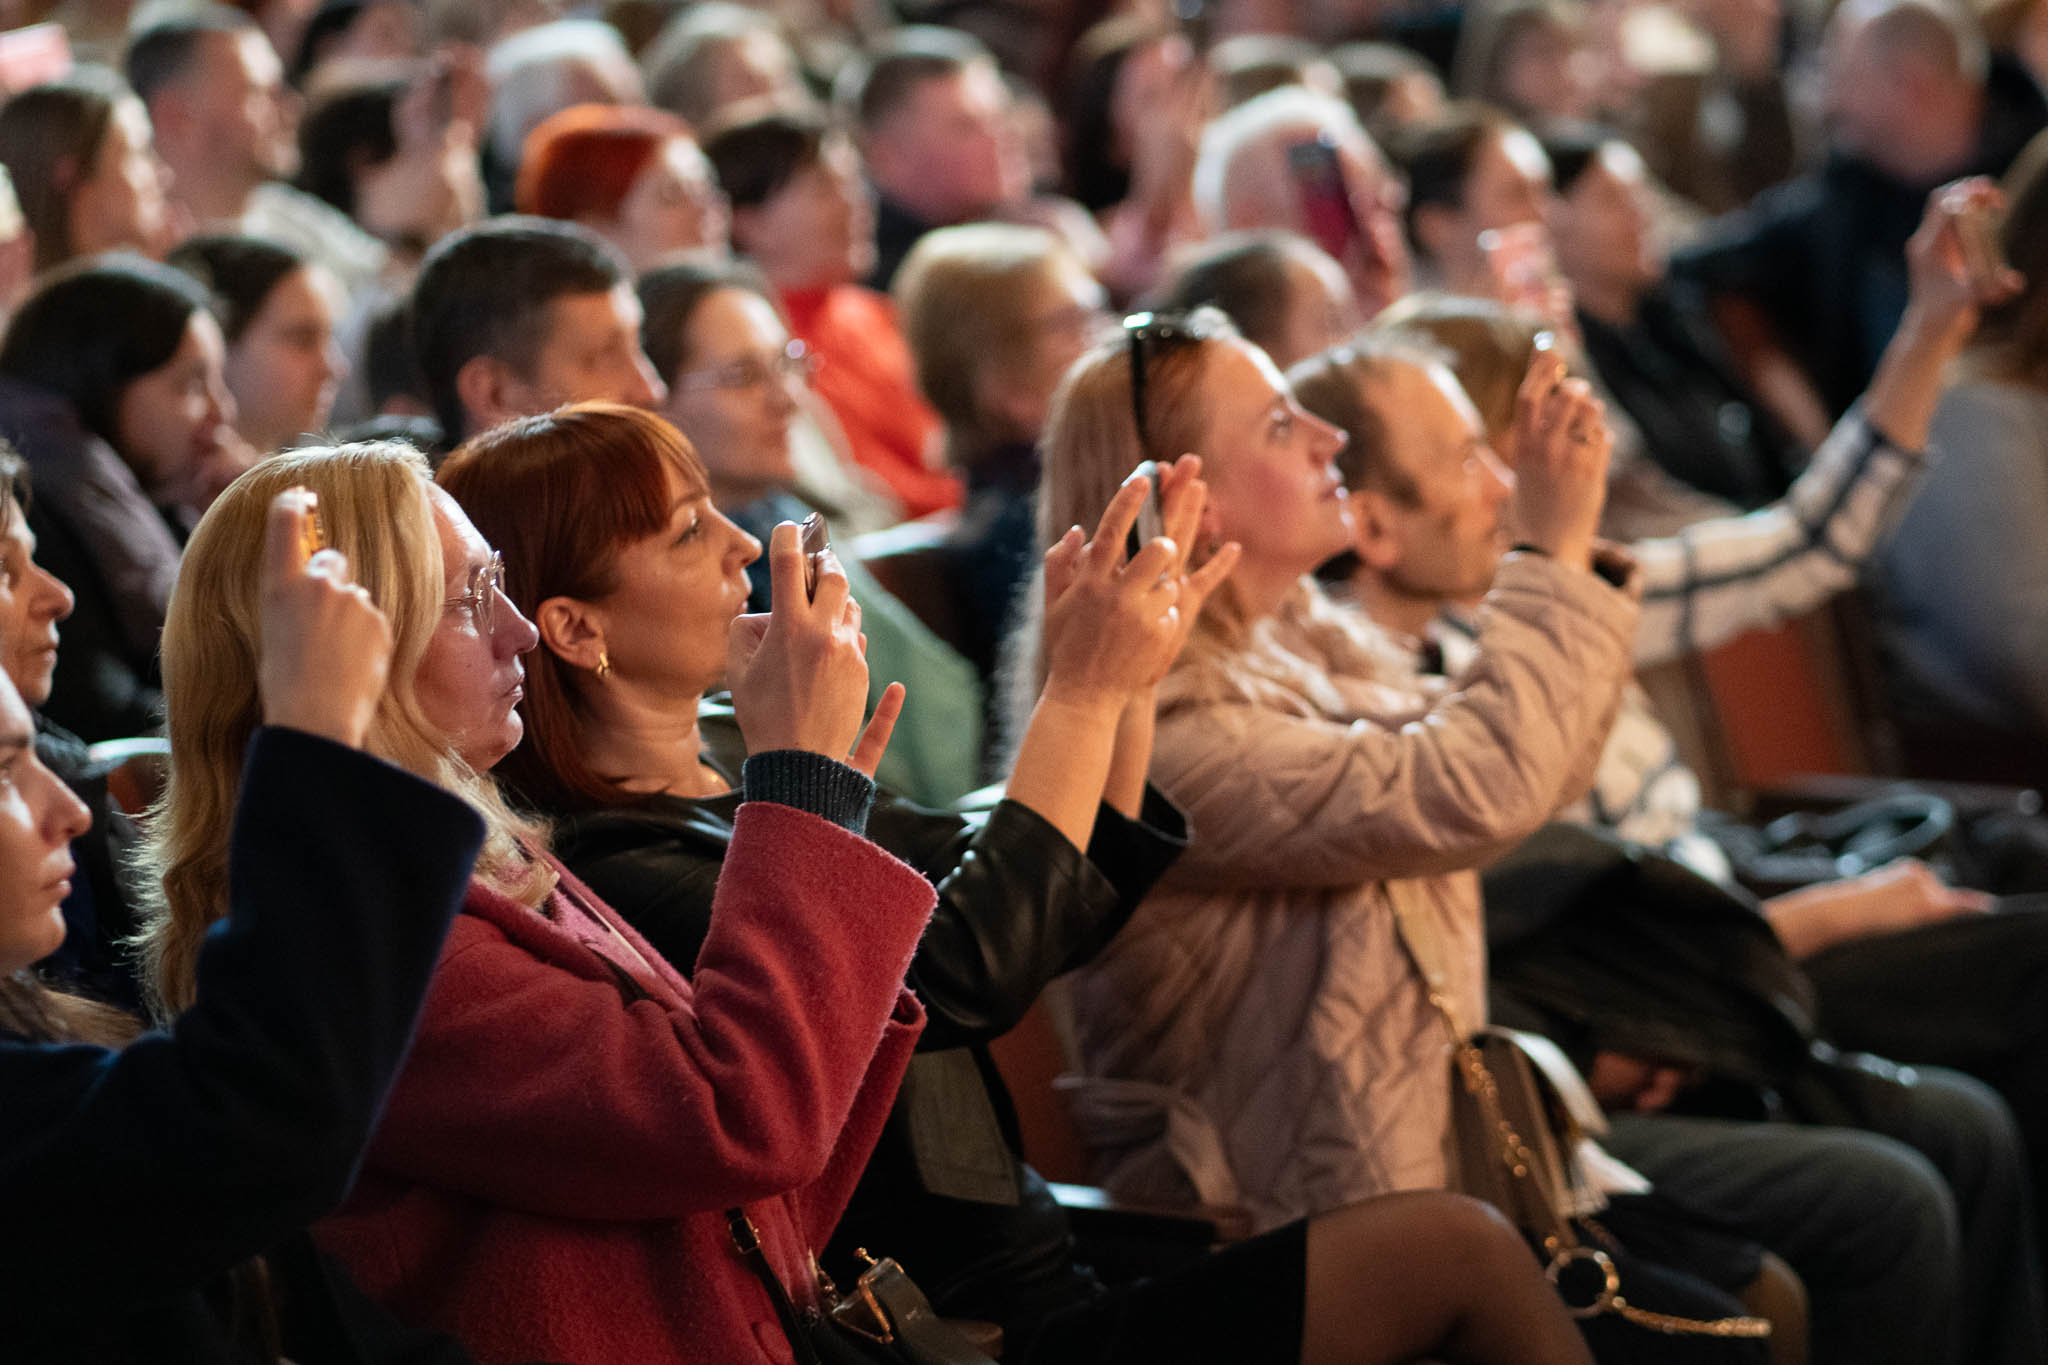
[{"left": 516, "top": 103, "right": 730, "bottom": 272}]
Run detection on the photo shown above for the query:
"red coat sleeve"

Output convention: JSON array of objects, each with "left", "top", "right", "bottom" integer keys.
[{"left": 361, "top": 801, "right": 935, "bottom": 1221}]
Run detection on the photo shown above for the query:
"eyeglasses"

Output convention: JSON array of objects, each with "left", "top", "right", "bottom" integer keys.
[
  {"left": 672, "top": 339, "right": 818, "bottom": 394},
  {"left": 444, "top": 550, "right": 505, "bottom": 635},
  {"left": 1123, "top": 311, "right": 1215, "bottom": 452}
]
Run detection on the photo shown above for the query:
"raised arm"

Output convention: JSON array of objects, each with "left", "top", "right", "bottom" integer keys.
[
  {"left": 1631, "top": 177, "right": 2023, "bottom": 667},
  {"left": 1007, "top": 456, "right": 1236, "bottom": 841},
  {"left": 0, "top": 491, "right": 486, "bottom": 1309},
  {"left": 351, "top": 525, "right": 939, "bottom": 1219}
]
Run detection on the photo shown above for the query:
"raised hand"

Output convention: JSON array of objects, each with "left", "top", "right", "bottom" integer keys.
[
  {"left": 1508, "top": 347, "right": 1611, "bottom": 571},
  {"left": 1041, "top": 459, "right": 1239, "bottom": 705},
  {"left": 728, "top": 522, "right": 902, "bottom": 776},
  {"left": 257, "top": 489, "right": 394, "bottom": 749},
  {"left": 1905, "top": 177, "right": 2026, "bottom": 341}
]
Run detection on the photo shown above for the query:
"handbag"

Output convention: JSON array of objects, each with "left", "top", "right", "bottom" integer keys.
[
  {"left": 1388, "top": 880, "right": 1771, "bottom": 1342},
  {"left": 726, "top": 1209, "right": 1000, "bottom": 1365},
  {"left": 1442, "top": 1016, "right": 1773, "bottom": 1341}
]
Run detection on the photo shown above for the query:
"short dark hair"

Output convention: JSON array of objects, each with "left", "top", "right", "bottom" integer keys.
[
  {"left": 1384, "top": 102, "right": 1516, "bottom": 246},
  {"left": 362, "top": 293, "right": 426, "bottom": 412},
  {"left": 1534, "top": 121, "right": 1610, "bottom": 197},
  {"left": 637, "top": 257, "right": 776, "bottom": 386},
  {"left": 410, "top": 216, "right": 628, "bottom": 438},
  {"left": 124, "top": 4, "right": 257, "bottom": 106},
  {"left": 295, "top": 76, "right": 404, "bottom": 218},
  {"left": 1152, "top": 231, "right": 1316, "bottom": 364},
  {"left": 701, "top": 107, "right": 829, "bottom": 209},
  {"left": 834, "top": 25, "right": 988, "bottom": 132},
  {"left": 0, "top": 253, "right": 212, "bottom": 448},
  {"left": 166, "top": 233, "right": 308, "bottom": 342}
]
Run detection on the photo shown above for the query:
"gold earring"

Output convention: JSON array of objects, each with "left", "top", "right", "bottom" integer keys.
[{"left": 595, "top": 650, "right": 612, "bottom": 680}]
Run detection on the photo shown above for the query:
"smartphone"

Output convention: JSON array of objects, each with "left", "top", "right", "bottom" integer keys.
[
  {"left": 1287, "top": 135, "right": 1363, "bottom": 265},
  {"left": 300, "top": 493, "right": 325, "bottom": 565},
  {"left": 799, "top": 511, "right": 830, "bottom": 600},
  {"left": 1123, "top": 460, "right": 1166, "bottom": 561}
]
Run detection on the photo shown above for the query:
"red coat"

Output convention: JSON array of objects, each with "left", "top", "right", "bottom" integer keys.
[
  {"left": 316, "top": 801, "right": 936, "bottom": 1364},
  {"left": 781, "top": 284, "right": 961, "bottom": 520}
]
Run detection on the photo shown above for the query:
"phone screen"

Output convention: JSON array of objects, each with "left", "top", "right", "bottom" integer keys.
[{"left": 1287, "top": 136, "right": 1363, "bottom": 265}]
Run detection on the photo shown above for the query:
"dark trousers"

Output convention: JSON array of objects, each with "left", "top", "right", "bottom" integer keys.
[
  {"left": 1606, "top": 1064, "right": 2045, "bottom": 1365},
  {"left": 1805, "top": 900, "right": 2048, "bottom": 1292}
]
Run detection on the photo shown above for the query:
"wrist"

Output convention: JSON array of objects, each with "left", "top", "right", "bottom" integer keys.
[
  {"left": 1895, "top": 300, "right": 1975, "bottom": 357},
  {"left": 1037, "top": 681, "right": 1138, "bottom": 721},
  {"left": 262, "top": 702, "right": 368, "bottom": 750}
]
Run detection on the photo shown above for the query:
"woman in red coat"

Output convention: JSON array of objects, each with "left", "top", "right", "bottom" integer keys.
[{"left": 137, "top": 438, "right": 939, "bottom": 1365}]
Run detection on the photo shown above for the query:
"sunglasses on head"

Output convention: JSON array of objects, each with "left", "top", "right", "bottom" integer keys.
[{"left": 1122, "top": 311, "right": 1218, "bottom": 452}]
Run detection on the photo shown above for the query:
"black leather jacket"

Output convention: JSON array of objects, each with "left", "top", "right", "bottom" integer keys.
[{"left": 546, "top": 697, "right": 1189, "bottom": 1334}]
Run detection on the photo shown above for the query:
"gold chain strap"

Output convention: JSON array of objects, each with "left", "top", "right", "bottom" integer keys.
[{"left": 1436, "top": 992, "right": 1772, "bottom": 1341}]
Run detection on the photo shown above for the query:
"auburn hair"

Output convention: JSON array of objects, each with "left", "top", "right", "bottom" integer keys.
[
  {"left": 516, "top": 103, "right": 695, "bottom": 224},
  {"left": 437, "top": 402, "right": 711, "bottom": 812}
]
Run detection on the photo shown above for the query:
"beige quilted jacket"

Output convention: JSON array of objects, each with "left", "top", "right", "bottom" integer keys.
[{"left": 1060, "top": 554, "right": 1640, "bottom": 1233}]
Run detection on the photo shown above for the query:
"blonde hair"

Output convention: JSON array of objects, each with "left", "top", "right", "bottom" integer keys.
[
  {"left": 893, "top": 222, "right": 1073, "bottom": 467},
  {"left": 138, "top": 443, "right": 554, "bottom": 1018},
  {"left": 1376, "top": 291, "right": 1544, "bottom": 443}
]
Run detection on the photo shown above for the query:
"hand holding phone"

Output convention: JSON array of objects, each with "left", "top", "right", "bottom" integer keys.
[{"left": 258, "top": 488, "right": 393, "bottom": 750}]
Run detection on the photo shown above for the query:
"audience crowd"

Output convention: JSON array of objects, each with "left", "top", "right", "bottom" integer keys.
[{"left": 1, "top": 0, "right": 2046, "bottom": 1361}]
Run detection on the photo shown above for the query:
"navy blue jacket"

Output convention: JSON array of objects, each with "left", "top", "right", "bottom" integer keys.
[{"left": 0, "top": 727, "right": 486, "bottom": 1362}]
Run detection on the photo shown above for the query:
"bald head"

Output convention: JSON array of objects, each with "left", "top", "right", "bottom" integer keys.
[
  {"left": 1825, "top": 0, "right": 1987, "bottom": 181},
  {"left": 1191, "top": 86, "right": 1412, "bottom": 318}
]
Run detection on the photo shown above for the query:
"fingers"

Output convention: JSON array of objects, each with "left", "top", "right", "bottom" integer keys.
[
  {"left": 1185, "top": 540, "right": 1242, "bottom": 608},
  {"left": 1160, "top": 456, "right": 1207, "bottom": 569},
  {"left": 766, "top": 521, "right": 807, "bottom": 607},
  {"left": 1951, "top": 887, "right": 1998, "bottom": 915},
  {"left": 848, "top": 682, "right": 906, "bottom": 777},
  {"left": 1088, "top": 472, "right": 1152, "bottom": 571},
  {"left": 1043, "top": 526, "right": 1085, "bottom": 605},
  {"left": 1121, "top": 533, "right": 1180, "bottom": 588}
]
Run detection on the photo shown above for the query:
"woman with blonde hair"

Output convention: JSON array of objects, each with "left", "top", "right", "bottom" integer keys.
[
  {"left": 1025, "top": 309, "right": 1700, "bottom": 1358},
  {"left": 139, "top": 438, "right": 943, "bottom": 1364},
  {"left": 2, "top": 472, "right": 495, "bottom": 1361}
]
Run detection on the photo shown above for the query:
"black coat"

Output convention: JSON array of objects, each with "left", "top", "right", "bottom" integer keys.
[
  {"left": 1671, "top": 54, "right": 2048, "bottom": 419},
  {"left": 0, "top": 727, "right": 486, "bottom": 1363},
  {"left": 548, "top": 697, "right": 1188, "bottom": 1339}
]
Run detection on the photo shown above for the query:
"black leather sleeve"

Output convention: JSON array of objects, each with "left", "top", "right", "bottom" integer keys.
[{"left": 891, "top": 787, "right": 1189, "bottom": 1052}]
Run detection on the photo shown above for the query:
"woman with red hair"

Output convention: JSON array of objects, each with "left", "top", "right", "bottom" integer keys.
[{"left": 516, "top": 103, "right": 731, "bottom": 272}]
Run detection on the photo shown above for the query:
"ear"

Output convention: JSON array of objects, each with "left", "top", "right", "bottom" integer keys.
[
  {"left": 535, "top": 594, "right": 606, "bottom": 672},
  {"left": 453, "top": 353, "right": 526, "bottom": 435},
  {"left": 1348, "top": 487, "right": 1407, "bottom": 573},
  {"left": 1409, "top": 201, "right": 1461, "bottom": 268}
]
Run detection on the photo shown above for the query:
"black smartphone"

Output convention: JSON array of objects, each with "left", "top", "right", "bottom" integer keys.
[
  {"left": 1287, "top": 135, "right": 1362, "bottom": 265},
  {"left": 800, "top": 511, "right": 830, "bottom": 600}
]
